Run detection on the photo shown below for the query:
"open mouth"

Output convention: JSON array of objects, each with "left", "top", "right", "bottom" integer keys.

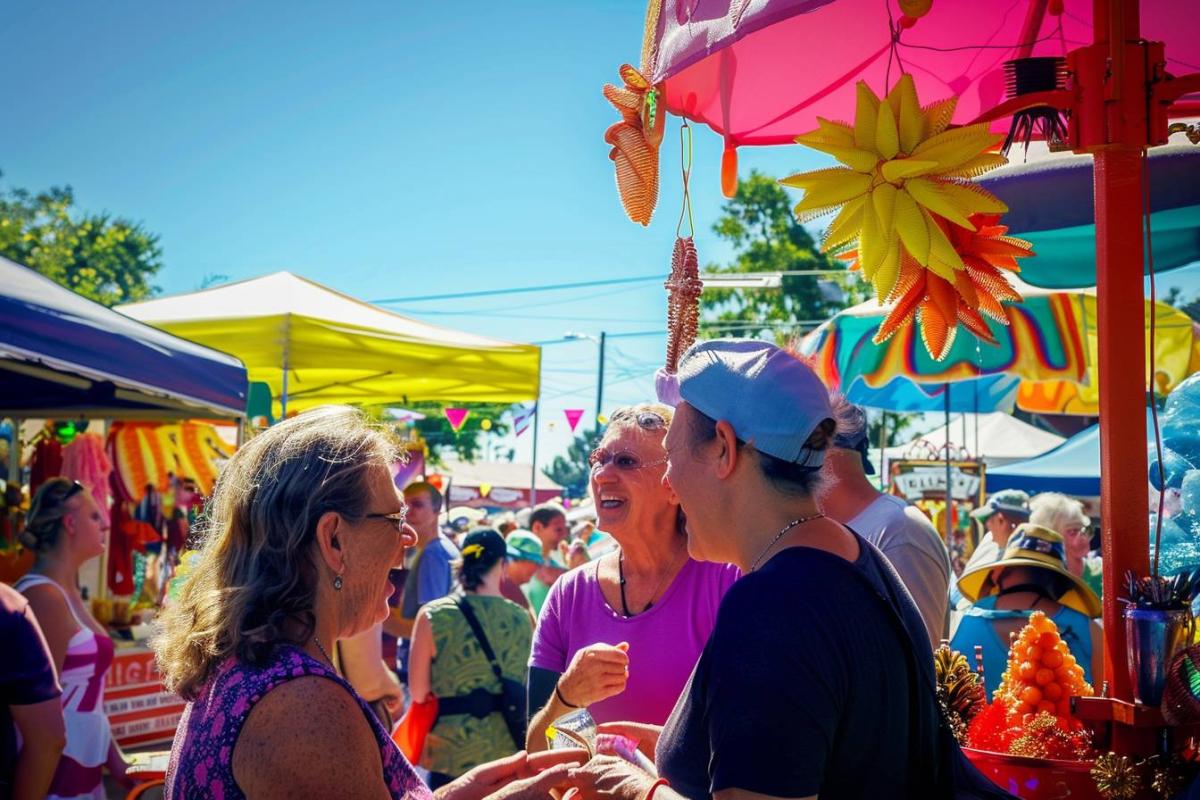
[{"left": 598, "top": 494, "right": 626, "bottom": 511}]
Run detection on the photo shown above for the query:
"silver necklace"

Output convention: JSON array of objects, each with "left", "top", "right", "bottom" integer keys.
[
  {"left": 312, "top": 635, "right": 337, "bottom": 673},
  {"left": 749, "top": 513, "right": 825, "bottom": 572}
]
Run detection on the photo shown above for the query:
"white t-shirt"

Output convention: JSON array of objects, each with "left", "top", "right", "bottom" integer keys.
[{"left": 849, "top": 495, "right": 952, "bottom": 648}]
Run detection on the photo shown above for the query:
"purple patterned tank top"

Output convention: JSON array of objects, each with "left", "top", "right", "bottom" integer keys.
[{"left": 165, "top": 645, "right": 430, "bottom": 800}]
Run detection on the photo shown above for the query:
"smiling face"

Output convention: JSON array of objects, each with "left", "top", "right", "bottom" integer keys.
[
  {"left": 1060, "top": 521, "right": 1092, "bottom": 562},
  {"left": 590, "top": 418, "right": 679, "bottom": 541},
  {"left": 340, "top": 464, "right": 417, "bottom": 636},
  {"left": 662, "top": 402, "right": 720, "bottom": 561}
]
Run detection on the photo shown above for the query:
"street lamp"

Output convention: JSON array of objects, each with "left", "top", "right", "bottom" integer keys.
[{"left": 564, "top": 331, "right": 606, "bottom": 433}]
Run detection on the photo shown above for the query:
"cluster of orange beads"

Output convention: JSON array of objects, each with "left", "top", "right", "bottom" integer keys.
[{"left": 995, "top": 611, "right": 1093, "bottom": 723}]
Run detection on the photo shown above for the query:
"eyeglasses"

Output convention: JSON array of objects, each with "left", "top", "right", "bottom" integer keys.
[
  {"left": 608, "top": 409, "right": 667, "bottom": 430},
  {"left": 588, "top": 449, "right": 668, "bottom": 474},
  {"left": 361, "top": 510, "right": 409, "bottom": 533}
]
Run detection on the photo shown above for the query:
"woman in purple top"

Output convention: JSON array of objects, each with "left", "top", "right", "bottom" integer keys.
[
  {"left": 154, "top": 406, "right": 581, "bottom": 800},
  {"left": 526, "top": 404, "right": 739, "bottom": 750}
]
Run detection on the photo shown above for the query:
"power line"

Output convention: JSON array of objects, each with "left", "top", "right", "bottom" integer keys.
[{"left": 370, "top": 274, "right": 666, "bottom": 304}]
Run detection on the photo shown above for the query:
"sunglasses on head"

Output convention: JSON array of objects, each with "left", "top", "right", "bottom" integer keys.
[{"left": 608, "top": 409, "right": 667, "bottom": 430}]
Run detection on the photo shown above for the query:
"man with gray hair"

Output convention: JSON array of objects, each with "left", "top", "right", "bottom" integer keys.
[{"left": 818, "top": 402, "right": 951, "bottom": 647}]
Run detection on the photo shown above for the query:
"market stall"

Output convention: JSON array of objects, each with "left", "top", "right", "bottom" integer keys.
[
  {"left": 0, "top": 255, "right": 249, "bottom": 748},
  {"left": 437, "top": 458, "right": 564, "bottom": 510}
]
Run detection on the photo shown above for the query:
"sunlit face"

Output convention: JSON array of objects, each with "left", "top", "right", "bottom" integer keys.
[
  {"left": 532, "top": 513, "right": 568, "bottom": 550},
  {"left": 64, "top": 490, "right": 109, "bottom": 561},
  {"left": 505, "top": 558, "right": 538, "bottom": 586},
  {"left": 589, "top": 423, "right": 674, "bottom": 537},
  {"left": 662, "top": 403, "right": 717, "bottom": 562},
  {"left": 342, "top": 465, "right": 417, "bottom": 636},
  {"left": 403, "top": 488, "right": 439, "bottom": 532},
  {"left": 1061, "top": 520, "right": 1092, "bottom": 561}
]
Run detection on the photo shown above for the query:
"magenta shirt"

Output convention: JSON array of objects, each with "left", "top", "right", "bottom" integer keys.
[{"left": 530, "top": 557, "right": 740, "bottom": 725}]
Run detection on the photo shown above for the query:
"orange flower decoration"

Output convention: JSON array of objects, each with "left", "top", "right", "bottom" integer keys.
[
  {"left": 603, "top": 65, "right": 665, "bottom": 226},
  {"left": 846, "top": 214, "right": 1032, "bottom": 360}
]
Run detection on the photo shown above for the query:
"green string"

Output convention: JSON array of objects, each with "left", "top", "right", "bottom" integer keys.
[{"left": 676, "top": 119, "right": 695, "bottom": 239}]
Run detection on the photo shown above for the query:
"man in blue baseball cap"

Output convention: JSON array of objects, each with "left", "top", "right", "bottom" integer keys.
[{"left": 951, "top": 489, "right": 1032, "bottom": 608}]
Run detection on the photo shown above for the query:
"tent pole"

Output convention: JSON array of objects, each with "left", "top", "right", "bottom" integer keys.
[
  {"left": 945, "top": 384, "right": 953, "bottom": 545},
  {"left": 280, "top": 314, "right": 292, "bottom": 420},
  {"left": 529, "top": 402, "right": 540, "bottom": 504},
  {"left": 878, "top": 411, "right": 886, "bottom": 490}
]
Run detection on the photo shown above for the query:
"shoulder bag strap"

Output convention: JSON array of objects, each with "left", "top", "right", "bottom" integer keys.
[{"left": 456, "top": 595, "right": 505, "bottom": 683}]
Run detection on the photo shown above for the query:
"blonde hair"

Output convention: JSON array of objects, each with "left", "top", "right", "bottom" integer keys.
[
  {"left": 22, "top": 478, "right": 84, "bottom": 553},
  {"left": 1029, "top": 492, "right": 1089, "bottom": 535},
  {"left": 152, "top": 406, "right": 396, "bottom": 700}
]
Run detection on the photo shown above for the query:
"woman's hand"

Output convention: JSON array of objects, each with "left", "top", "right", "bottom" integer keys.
[
  {"left": 566, "top": 755, "right": 656, "bottom": 800},
  {"left": 595, "top": 722, "right": 663, "bottom": 761},
  {"left": 438, "top": 749, "right": 586, "bottom": 800},
  {"left": 557, "top": 643, "right": 629, "bottom": 709}
]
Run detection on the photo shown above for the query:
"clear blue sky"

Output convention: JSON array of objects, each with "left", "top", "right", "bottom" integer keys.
[
  {"left": 6, "top": 2, "right": 1197, "bottom": 470},
  {"left": 3, "top": 0, "right": 832, "bottom": 468}
]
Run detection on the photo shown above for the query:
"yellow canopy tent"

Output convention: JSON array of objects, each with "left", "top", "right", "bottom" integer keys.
[{"left": 118, "top": 272, "right": 541, "bottom": 415}]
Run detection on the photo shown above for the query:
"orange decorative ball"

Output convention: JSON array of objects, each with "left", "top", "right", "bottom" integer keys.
[{"left": 898, "top": 0, "right": 933, "bottom": 18}]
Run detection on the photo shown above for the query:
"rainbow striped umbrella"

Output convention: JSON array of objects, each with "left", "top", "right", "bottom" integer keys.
[{"left": 801, "top": 280, "right": 1200, "bottom": 414}]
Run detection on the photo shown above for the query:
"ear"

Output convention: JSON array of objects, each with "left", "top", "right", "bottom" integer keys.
[
  {"left": 313, "top": 511, "right": 345, "bottom": 576},
  {"left": 713, "top": 420, "right": 741, "bottom": 480}
]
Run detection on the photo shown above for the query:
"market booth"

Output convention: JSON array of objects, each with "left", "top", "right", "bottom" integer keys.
[{"left": 0, "top": 255, "right": 249, "bottom": 748}]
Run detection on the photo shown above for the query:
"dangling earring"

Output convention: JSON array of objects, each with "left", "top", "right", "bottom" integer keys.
[{"left": 333, "top": 574, "right": 344, "bottom": 591}]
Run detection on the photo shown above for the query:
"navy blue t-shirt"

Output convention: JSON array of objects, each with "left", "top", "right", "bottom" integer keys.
[
  {"left": 1, "top": 583, "right": 61, "bottom": 800},
  {"left": 656, "top": 533, "right": 940, "bottom": 799}
]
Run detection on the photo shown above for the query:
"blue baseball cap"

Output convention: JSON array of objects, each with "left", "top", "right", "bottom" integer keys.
[{"left": 677, "top": 339, "right": 834, "bottom": 467}]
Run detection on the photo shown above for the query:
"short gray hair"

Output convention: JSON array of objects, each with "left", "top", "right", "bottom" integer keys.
[{"left": 1029, "top": 492, "right": 1089, "bottom": 535}]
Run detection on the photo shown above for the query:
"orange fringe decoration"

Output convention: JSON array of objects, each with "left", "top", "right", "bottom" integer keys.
[
  {"left": 665, "top": 237, "right": 702, "bottom": 372},
  {"left": 603, "top": 65, "right": 664, "bottom": 226}
]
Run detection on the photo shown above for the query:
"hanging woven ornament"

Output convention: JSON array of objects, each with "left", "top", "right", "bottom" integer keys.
[
  {"left": 655, "top": 123, "right": 702, "bottom": 407},
  {"left": 780, "top": 74, "right": 1021, "bottom": 359},
  {"left": 604, "top": 64, "right": 665, "bottom": 226}
]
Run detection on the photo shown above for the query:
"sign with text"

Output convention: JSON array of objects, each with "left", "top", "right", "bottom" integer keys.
[{"left": 888, "top": 460, "right": 986, "bottom": 504}]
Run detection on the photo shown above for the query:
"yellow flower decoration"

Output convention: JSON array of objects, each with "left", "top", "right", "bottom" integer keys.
[
  {"left": 781, "top": 74, "right": 1009, "bottom": 302},
  {"left": 461, "top": 544, "right": 485, "bottom": 559}
]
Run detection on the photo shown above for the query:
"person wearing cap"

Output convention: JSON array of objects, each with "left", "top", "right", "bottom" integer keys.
[
  {"left": 568, "top": 341, "right": 948, "bottom": 800},
  {"left": 502, "top": 530, "right": 543, "bottom": 615},
  {"left": 950, "top": 524, "right": 1103, "bottom": 698},
  {"left": 527, "top": 403, "right": 739, "bottom": 756},
  {"left": 820, "top": 400, "right": 952, "bottom": 647},
  {"left": 409, "top": 528, "right": 534, "bottom": 787},
  {"left": 950, "top": 489, "right": 1032, "bottom": 609}
]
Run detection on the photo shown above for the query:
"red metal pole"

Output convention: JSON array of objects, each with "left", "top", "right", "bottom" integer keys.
[{"left": 1092, "top": 0, "right": 1149, "bottom": 710}]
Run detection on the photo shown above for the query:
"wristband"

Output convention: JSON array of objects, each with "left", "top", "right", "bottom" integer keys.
[
  {"left": 554, "top": 684, "right": 582, "bottom": 709},
  {"left": 642, "top": 778, "right": 669, "bottom": 800}
]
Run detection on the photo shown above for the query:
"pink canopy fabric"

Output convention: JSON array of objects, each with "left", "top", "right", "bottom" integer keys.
[{"left": 648, "top": 0, "right": 1200, "bottom": 146}]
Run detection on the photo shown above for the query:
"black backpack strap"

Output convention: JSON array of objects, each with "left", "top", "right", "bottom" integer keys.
[{"left": 456, "top": 595, "right": 505, "bottom": 683}]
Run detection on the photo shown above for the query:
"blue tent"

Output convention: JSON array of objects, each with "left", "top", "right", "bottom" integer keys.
[
  {"left": 987, "top": 410, "right": 1157, "bottom": 496},
  {"left": 0, "top": 257, "right": 247, "bottom": 419}
]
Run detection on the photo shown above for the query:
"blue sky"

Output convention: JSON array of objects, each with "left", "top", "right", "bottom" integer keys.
[{"left": 5, "top": 2, "right": 1197, "bottom": 470}]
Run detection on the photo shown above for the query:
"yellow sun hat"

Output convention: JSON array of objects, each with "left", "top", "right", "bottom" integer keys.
[{"left": 956, "top": 523, "right": 1102, "bottom": 618}]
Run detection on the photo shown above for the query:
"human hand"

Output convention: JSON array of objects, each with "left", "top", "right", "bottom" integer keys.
[
  {"left": 596, "top": 722, "right": 662, "bottom": 761},
  {"left": 440, "top": 749, "right": 587, "bottom": 800},
  {"left": 566, "top": 755, "right": 656, "bottom": 800},
  {"left": 558, "top": 643, "right": 630, "bottom": 709}
]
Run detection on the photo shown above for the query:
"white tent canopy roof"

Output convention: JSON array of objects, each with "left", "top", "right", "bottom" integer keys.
[{"left": 885, "top": 412, "right": 1065, "bottom": 467}]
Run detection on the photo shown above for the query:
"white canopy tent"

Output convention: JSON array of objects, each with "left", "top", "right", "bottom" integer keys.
[{"left": 884, "top": 412, "right": 1065, "bottom": 469}]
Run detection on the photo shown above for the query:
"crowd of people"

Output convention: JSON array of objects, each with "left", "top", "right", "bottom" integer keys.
[{"left": 0, "top": 338, "right": 1116, "bottom": 800}]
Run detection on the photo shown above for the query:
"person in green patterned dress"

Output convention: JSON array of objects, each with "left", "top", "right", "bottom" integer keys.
[{"left": 409, "top": 528, "right": 534, "bottom": 788}]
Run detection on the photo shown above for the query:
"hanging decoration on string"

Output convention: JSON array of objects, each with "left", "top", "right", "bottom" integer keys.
[
  {"left": 780, "top": 73, "right": 1026, "bottom": 360},
  {"left": 480, "top": 418, "right": 493, "bottom": 431},
  {"left": 564, "top": 409, "right": 585, "bottom": 432},
  {"left": 444, "top": 408, "right": 470, "bottom": 432},
  {"left": 665, "top": 120, "right": 703, "bottom": 375},
  {"left": 603, "top": 63, "right": 666, "bottom": 226},
  {"left": 511, "top": 403, "right": 536, "bottom": 438}
]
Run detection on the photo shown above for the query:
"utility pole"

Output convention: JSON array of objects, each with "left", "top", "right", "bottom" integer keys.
[{"left": 594, "top": 331, "right": 606, "bottom": 435}]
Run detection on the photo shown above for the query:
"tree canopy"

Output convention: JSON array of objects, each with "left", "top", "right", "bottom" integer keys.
[{"left": 0, "top": 174, "right": 162, "bottom": 306}]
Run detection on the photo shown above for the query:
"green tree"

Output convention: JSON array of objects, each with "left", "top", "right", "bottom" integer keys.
[
  {"left": 543, "top": 432, "right": 599, "bottom": 501},
  {"left": 0, "top": 173, "right": 162, "bottom": 306},
  {"left": 407, "top": 403, "right": 513, "bottom": 464},
  {"left": 700, "top": 170, "right": 860, "bottom": 344}
]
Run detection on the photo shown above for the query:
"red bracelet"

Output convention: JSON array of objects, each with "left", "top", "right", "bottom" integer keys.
[{"left": 642, "top": 778, "right": 669, "bottom": 800}]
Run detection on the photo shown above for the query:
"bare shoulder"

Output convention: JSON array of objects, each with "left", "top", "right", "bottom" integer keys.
[{"left": 233, "top": 674, "right": 390, "bottom": 800}]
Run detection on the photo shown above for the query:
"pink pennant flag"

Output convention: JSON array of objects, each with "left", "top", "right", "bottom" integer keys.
[
  {"left": 444, "top": 408, "right": 470, "bottom": 432},
  {"left": 564, "top": 409, "right": 585, "bottom": 432},
  {"left": 512, "top": 403, "right": 536, "bottom": 437}
]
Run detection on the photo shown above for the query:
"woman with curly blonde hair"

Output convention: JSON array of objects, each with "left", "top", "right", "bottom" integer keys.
[{"left": 155, "top": 406, "right": 579, "bottom": 800}]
